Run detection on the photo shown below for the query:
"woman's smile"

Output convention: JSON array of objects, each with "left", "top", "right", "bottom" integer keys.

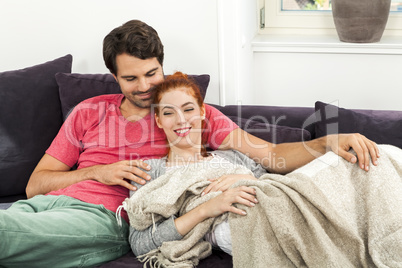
[{"left": 174, "top": 127, "right": 192, "bottom": 137}]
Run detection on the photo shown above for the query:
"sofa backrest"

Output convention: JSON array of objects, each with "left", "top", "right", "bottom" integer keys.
[
  {"left": 211, "top": 102, "right": 402, "bottom": 150},
  {"left": 0, "top": 55, "right": 72, "bottom": 203},
  {"left": 210, "top": 104, "right": 316, "bottom": 144}
]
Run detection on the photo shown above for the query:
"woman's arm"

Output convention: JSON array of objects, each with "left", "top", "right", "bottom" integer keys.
[
  {"left": 129, "top": 185, "right": 258, "bottom": 256},
  {"left": 201, "top": 150, "right": 266, "bottom": 195},
  {"left": 129, "top": 216, "right": 182, "bottom": 256},
  {"left": 174, "top": 186, "right": 258, "bottom": 235}
]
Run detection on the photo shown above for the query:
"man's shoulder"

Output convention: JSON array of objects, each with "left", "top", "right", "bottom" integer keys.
[
  {"left": 204, "top": 103, "right": 225, "bottom": 117},
  {"left": 72, "top": 94, "right": 124, "bottom": 112},
  {"left": 67, "top": 94, "right": 123, "bottom": 119},
  {"left": 79, "top": 94, "right": 123, "bottom": 105}
]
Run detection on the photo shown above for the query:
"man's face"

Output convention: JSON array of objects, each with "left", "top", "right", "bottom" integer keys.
[{"left": 113, "top": 53, "right": 164, "bottom": 109}]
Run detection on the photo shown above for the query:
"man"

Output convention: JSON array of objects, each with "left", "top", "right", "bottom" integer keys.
[{"left": 0, "top": 20, "right": 378, "bottom": 267}]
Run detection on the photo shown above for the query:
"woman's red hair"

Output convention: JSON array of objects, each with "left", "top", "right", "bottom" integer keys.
[
  {"left": 152, "top": 71, "right": 208, "bottom": 156},
  {"left": 152, "top": 71, "right": 204, "bottom": 115}
]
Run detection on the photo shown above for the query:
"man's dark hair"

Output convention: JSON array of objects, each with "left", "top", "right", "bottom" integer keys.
[{"left": 103, "top": 20, "right": 164, "bottom": 75}]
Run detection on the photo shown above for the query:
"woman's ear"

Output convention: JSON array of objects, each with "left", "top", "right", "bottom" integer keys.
[
  {"left": 155, "top": 114, "right": 163, "bottom": 128},
  {"left": 201, "top": 104, "right": 206, "bottom": 120}
]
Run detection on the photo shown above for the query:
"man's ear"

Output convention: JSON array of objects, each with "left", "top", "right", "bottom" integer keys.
[{"left": 112, "top": 73, "right": 118, "bottom": 82}]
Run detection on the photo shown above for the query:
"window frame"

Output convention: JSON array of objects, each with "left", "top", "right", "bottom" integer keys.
[{"left": 260, "top": 0, "right": 402, "bottom": 34}]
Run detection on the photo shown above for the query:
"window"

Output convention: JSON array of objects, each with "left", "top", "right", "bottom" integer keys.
[
  {"left": 281, "top": 0, "right": 402, "bottom": 11},
  {"left": 260, "top": 0, "right": 402, "bottom": 34},
  {"left": 392, "top": 0, "right": 402, "bottom": 11},
  {"left": 282, "top": 0, "right": 331, "bottom": 11}
]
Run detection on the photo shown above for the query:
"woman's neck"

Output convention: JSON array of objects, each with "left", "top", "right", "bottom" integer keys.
[{"left": 167, "top": 147, "right": 208, "bottom": 165}]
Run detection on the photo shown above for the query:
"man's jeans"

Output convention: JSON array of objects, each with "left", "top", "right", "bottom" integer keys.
[{"left": 0, "top": 195, "right": 129, "bottom": 267}]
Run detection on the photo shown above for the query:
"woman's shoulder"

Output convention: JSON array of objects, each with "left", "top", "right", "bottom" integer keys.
[
  {"left": 143, "top": 157, "right": 167, "bottom": 179},
  {"left": 144, "top": 157, "right": 166, "bottom": 166},
  {"left": 213, "top": 149, "right": 247, "bottom": 158},
  {"left": 213, "top": 149, "right": 268, "bottom": 177},
  {"left": 129, "top": 157, "right": 167, "bottom": 194},
  {"left": 213, "top": 150, "right": 251, "bottom": 163}
]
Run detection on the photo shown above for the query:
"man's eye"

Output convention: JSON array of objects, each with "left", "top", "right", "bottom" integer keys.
[
  {"left": 146, "top": 72, "right": 155, "bottom": 77},
  {"left": 126, "top": 77, "right": 136, "bottom": 82}
]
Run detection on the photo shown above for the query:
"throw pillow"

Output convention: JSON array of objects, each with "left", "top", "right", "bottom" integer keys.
[
  {"left": 0, "top": 55, "right": 73, "bottom": 199},
  {"left": 56, "top": 73, "right": 210, "bottom": 120},
  {"left": 315, "top": 101, "right": 402, "bottom": 148},
  {"left": 228, "top": 116, "right": 311, "bottom": 144}
]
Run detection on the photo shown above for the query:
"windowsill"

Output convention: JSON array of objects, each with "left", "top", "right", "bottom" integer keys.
[{"left": 252, "top": 34, "right": 402, "bottom": 55}]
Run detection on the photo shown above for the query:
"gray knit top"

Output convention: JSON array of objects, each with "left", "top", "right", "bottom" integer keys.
[{"left": 128, "top": 149, "right": 267, "bottom": 256}]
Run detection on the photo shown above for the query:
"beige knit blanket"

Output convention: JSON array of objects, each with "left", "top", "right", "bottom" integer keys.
[
  {"left": 125, "top": 145, "right": 402, "bottom": 268},
  {"left": 124, "top": 161, "right": 253, "bottom": 267}
]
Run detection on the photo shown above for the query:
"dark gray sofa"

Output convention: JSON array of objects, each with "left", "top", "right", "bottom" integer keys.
[{"left": 1, "top": 55, "right": 402, "bottom": 267}]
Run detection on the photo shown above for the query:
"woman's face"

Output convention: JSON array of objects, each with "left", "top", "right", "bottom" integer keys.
[{"left": 155, "top": 88, "right": 205, "bottom": 151}]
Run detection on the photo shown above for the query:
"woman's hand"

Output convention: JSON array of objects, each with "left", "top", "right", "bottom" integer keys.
[
  {"left": 200, "top": 186, "right": 258, "bottom": 218},
  {"left": 202, "top": 174, "right": 258, "bottom": 196},
  {"left": 327, "top": 133, "right": 380, "bottom": 171},
  {"left": 174, "top": 186, "right": 258, "bottom": 236}
]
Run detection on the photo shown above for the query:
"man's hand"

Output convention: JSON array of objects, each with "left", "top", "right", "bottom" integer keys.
[
  {"left": 27, "top": 154, "right": 152, "bottom": 198},
  {"left": 93, "top": 160, "right": 151, "bottom": 191},
  {"left": 202, "top": 174, "right": 257, "bottom": 196},
  {"left": 327, "top": 133, "right": 380, "bottom": 171}
]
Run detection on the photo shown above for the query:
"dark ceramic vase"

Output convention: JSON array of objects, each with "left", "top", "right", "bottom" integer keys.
[{"left": 332, "top": 0, "right": 391, "bottom": 43}]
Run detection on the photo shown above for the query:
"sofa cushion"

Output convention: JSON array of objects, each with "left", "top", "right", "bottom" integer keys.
[
  {"left": 0, "top": 202, "right": 13, "bottom": 210},
  {"left": 56, "top": 73, "right": 210, "bottom": 120},
  {"left": 228, "top": 116, "right": 311, "bottom": 144},
  {"left": 0, "top": 55, "right": 73, "bottom": 199},
  {"left": 315, "top": 101, "right": 402, "bottom": 148}
]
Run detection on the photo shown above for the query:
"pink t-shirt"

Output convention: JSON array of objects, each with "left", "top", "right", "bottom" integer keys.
[{"left": 46, "top": 94, "right": 238, "bottom": 221}]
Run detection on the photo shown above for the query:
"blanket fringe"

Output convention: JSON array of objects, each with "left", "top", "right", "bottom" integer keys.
[
  {"left": 116, "top": 199, "right": 144, "bottom": 227},
  {"left": 115, "top": 204, "right": 125, "bottom": 227},
  {"left": 138, "top": 249, "right": 194, "bottom": 268},
  {"left": 152, "top": 213, "right": 157, "bottom": 234},
  {"left": 124, "top": 198, "right": 143, "bottom": 213}
]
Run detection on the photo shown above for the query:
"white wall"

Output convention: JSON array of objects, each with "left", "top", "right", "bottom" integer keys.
[
  {"left": 253, "top": 50, "right": 402, "bottom": 110},
  {"left": 0, "top": 0, "right": 221, "bottom": 104},
  {"left": 217, "top": 0, "right": 258, "bottom": 106},
  {"left": 1, "top": 0, "right": 401, "bottom": 110},
  {"left": 248, "top": 1, "right": 402, "bottom": 111}
]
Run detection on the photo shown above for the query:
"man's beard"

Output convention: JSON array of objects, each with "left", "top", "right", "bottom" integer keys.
[{"left": 128, "top": 89, "right": 154, "bottom": 109}]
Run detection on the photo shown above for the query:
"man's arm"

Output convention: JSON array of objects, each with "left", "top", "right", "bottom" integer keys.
[
  {"left": 219, "top": 128, "right": 379, "bottom": 174},
  {"left": 26, "top": 154, "right": 151, "bottom": 198}
]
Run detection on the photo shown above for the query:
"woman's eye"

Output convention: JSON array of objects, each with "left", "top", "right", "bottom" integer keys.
[
  {"left": 163, "top": 112, "right": 173, "bottom": 116},
  {"left": 184, "top": 108, "right": 194, "bottom": 112}
]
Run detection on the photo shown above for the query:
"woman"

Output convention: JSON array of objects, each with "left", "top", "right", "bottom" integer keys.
[
  {"left": 122, "top": 72, "right": 402, "bottom": 268},
  {"left": 122, "top": 72, "right": 263, "bottom": 257}
]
